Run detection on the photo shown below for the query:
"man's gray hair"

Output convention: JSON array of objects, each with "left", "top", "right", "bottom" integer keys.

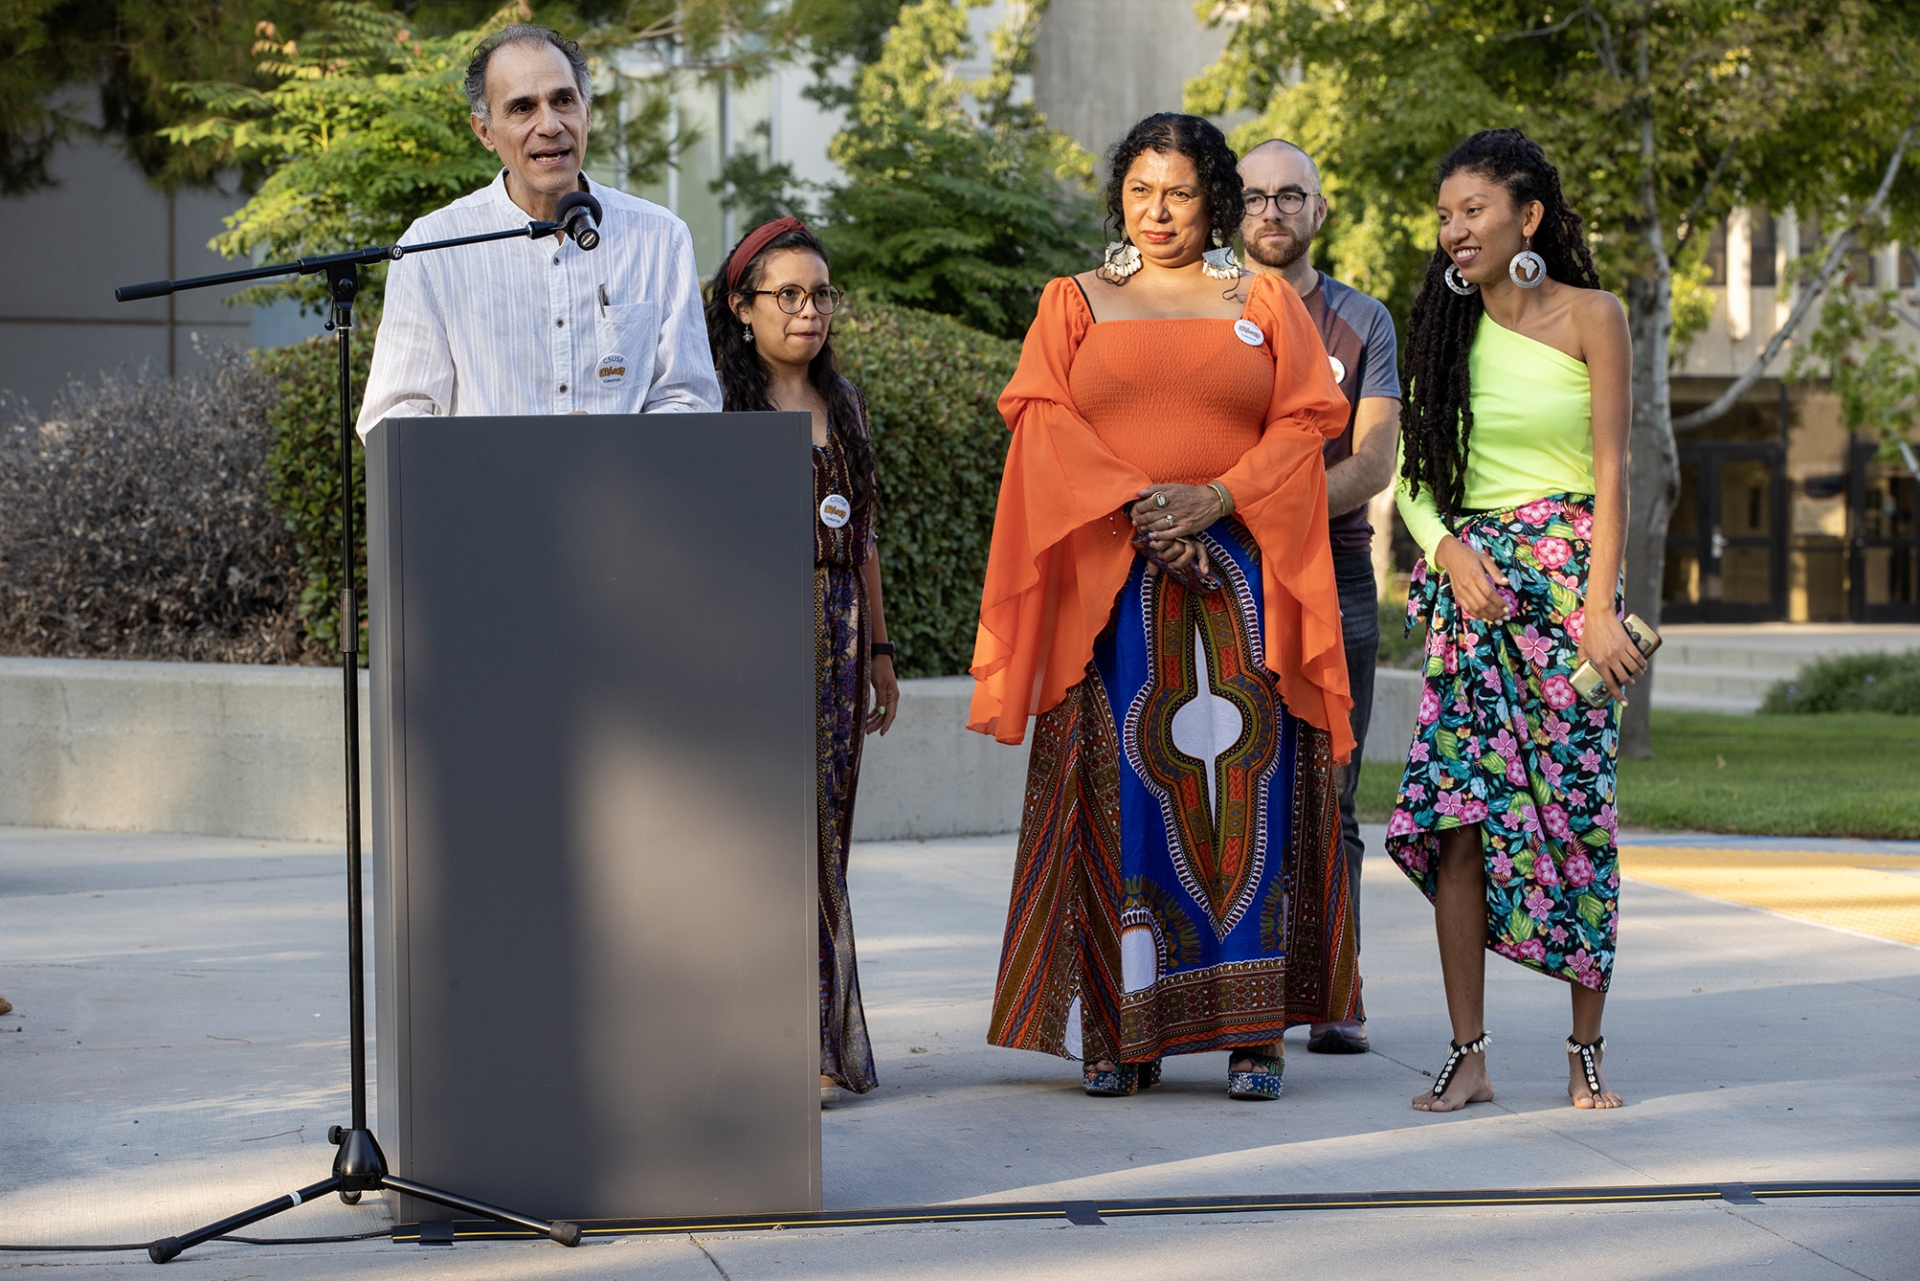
[{"left": 464, "top": 24, "right": 591, "bottom": 123}]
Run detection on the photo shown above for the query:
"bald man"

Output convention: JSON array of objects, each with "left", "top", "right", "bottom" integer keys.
[{"left": 1239, "top": 139, "right": 1401, "bottom": 1055}]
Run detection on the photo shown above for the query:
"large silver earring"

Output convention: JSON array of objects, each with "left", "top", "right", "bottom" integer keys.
[
  {"left": 1101, "top": 240, "right": 1141, "bottom": 280},
  {"left": 1444, "top": 263, "right": 1477, "bottom": 296},
  {"left": 743, "top": 322, "right": 754, "bottom": 344},
  {"left": 1509, "top": 236, "right": 1546, "bottom": 289},
  {"left": 1201, "top": 243, "right": 1242, "bottom": 280}
]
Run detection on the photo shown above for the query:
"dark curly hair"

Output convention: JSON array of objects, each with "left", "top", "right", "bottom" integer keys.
[
  {"left": 704, "top": 225, "right": 875, "bottom": 515},
  {"left": 1400, "top": 128, "right": 1604, "bottom": 517},
  {"left": 1102, "top": 112, "right": 1242, "bottom": 279}
]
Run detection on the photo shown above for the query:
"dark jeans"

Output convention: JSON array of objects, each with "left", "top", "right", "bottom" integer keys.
[{"left": 1333, "top": 548, "right": 1380, "bottom": 954}]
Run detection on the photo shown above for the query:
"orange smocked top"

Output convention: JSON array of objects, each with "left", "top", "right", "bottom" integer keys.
[
  {"left": 969, "top": 272, "right": 1356, "bottom": 759},
  {"left": 1068, "top": 317, "right": 1271, "bottom": 482}
]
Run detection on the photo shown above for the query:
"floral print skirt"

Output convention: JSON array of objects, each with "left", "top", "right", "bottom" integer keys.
[{"left": 1385, "top": 494, "right": 1621, "bottom": 992}]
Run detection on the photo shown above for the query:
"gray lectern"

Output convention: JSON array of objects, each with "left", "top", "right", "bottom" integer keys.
[{"left": 365, "top": 413, "right": 819, "bottom": 1225}]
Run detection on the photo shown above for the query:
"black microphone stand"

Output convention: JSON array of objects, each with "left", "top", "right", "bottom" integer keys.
[{"left": 115, "top": 221, "right": 585, "bottom": 1264}]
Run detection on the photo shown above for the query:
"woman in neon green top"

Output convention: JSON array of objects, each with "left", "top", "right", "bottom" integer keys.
[{"left": 1385, "top": 129, "right": 1646, "bottom": 1116}]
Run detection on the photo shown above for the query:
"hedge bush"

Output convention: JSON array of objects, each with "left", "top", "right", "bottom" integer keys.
[
  {"left": 834, "top": 298, "right": 1020, "bottom": 677},
  {"left": 0, "top": 347, "right": 308, "bottom": 663},
  {"left": 1762, "top": 648, "right": 1920, "bottom": 715},
  {"left": 259, "top": 298, "right": 1022, "bottom": 677},
  {"left": 253, "top": 334, "right": 373, "bottom": 661}
]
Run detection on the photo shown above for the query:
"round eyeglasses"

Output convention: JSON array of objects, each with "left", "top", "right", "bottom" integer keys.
[
  {"left": 1242, "top": 189, "right": 1318, "bottom": 217},
  {"left": 745, "top": 285, "right": 846, "bottom": 315}
]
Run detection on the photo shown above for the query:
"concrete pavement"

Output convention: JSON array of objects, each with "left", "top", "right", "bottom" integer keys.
[{"left": 2, "top": 823, "right": 1915, "bottom": 1278}]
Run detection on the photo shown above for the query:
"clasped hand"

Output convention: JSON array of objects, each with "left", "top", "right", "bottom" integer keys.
[{"left": 1130, "top": 484, "right": 1219, "bottom": 576}]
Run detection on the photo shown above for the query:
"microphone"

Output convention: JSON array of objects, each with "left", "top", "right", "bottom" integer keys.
[{"left": 555, "top": 191, "right": 603, "bottom": 251}]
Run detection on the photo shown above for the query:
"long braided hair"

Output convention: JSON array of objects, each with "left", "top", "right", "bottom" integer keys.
[
  {"left": 705, "top": 225, "right": 876, "bottom": 514},
  {"left": 1399, "top": 128, "right": 1603, "bottom": 516}
]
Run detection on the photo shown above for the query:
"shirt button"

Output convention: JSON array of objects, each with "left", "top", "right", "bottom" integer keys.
[
  {"left": 551, "top": 255, "right": 559, "bottom": 265},
  {"left": 556, "top": 319, "right": 564, "bottom": 328},
  {"left": 559, "top": 384, "right": 568, "bottom": 393}
]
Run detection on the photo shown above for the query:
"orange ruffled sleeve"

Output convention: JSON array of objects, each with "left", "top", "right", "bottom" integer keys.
[
  {"left": 968, "top": 278, "right": 1148, "bottom": 743},
  {"left": 1216, "top": 272, "right": 1355, "bottom": 760}
]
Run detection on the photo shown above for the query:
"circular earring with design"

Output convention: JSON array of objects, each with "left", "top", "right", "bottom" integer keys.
[
  {"left": 1444, "top": 263, "right": 1478, "bottom": 296},
  {"left": 1101, "top": 239, "right": 1142, "bottom": 280},
  {"left": 1509, "top": 235, "right": 1546, "bottom": 289}
]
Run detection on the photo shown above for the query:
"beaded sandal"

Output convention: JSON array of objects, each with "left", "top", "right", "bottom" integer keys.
[
  {"left": 1424, "top": 1031, "right": 1491, "bottom": 1106},
  {"left": 1226, "top": 1050, "right": 1284, "bottom": 1101},
  {"left": 1083, "top": 1059, "right": 1139, "bottom": 1096},
  {"left": 1566, "top": 1035, "right": 1607, "bottom": 1103}
]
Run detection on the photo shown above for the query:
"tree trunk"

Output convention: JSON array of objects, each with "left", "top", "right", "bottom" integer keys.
[{"left": 1622, "top": 264, "right": 1678, "bottom": 760}]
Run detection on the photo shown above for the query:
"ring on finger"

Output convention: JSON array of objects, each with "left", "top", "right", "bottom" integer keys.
[
  {"left": 1153, "top": 492, "right": 1168, "bottom": 509},
  {"left": 1164, "top": 514, "right": 1175, "bottom": 528}
]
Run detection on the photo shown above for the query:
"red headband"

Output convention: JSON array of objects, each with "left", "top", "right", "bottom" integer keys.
[{"left": 725, "top": 216, "right": 808, "bottom": 293}]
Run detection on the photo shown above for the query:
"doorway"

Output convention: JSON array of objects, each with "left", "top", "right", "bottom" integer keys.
[
  {"left": 1849, "top": 440, "right": 1920, "bottom": 621},
  {"left": 1663, "top": 443, "right": 1787, "bottom": 622}
]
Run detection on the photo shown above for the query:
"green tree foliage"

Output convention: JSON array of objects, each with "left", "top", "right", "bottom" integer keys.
[
  {"left": 0, "top": 0, "right": 314, "bottom": 193},
  {"left": 166, "top": 1, "right": 509, "bottom": 313},
  {"left": 821, "top": 0, "right": 1099, "bottom": 340},
  {"left": 1793, "top": 281, "right": 1920, "bottom": 464},
  {"left": 1189, "top": 0, "right": 1920, "bottom": 756}
]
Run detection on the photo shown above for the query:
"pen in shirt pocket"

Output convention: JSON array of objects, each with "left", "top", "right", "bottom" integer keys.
[{"left": 598, "top": 283, "right": 609, "bottom": 317}]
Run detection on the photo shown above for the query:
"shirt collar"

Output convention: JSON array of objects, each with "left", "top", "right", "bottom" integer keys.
[{"left": 486, "top": 168, "right": 600, "bottom": 226}]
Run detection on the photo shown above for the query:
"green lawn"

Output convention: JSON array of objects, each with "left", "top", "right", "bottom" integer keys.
[{"left": 1355, "top": 709, "right": 1920, "bottom": 840}]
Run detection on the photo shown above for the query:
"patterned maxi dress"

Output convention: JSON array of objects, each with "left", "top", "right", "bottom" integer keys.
[
  {"left": 1385, "top": 495, "right": 1622, "bottom": 991},
  {"left": 971, "top": 275, "right": 1362, "bottom": 1070},
  {"left": 815, "top": 407, "right": 878, "bottom": 1092}
]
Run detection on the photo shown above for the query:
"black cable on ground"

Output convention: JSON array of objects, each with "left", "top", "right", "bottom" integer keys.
[
  {"left": 390, "top": 1179, "right": 1920, "bottom": 1242},
  {"left": 0, "top": 1229, "right": 390, "bottom": 1253},
  {"left": 4, "top": 1181, "right": 1912, "bottom": 1253}
]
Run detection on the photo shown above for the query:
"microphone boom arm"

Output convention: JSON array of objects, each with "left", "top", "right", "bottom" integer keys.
[{"left": 114, "top": 220, "right": 566, "bottom": 302}]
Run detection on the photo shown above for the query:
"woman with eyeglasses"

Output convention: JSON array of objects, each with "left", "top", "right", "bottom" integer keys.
[
  {"left": 705, "top": 217, "right": 898, "bottom": 1108},
  {"left": 971, "top": 114, "right": 1359, "bottom": 1102}
]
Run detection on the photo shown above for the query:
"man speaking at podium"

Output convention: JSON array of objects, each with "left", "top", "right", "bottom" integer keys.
[{"left": 357, "top": 24, "right": 719, "bottom": 435}]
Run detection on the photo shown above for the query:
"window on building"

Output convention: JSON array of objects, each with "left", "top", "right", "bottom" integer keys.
[
  {"left": 1750, "top": 208, "right": 1776, "bottom": 286},
  {"left": 1704, "top": 221, "right": 1727, "bottom": 285},
  {"left": 1902, "top": 247, "right": 1915, "bottom": 288}
]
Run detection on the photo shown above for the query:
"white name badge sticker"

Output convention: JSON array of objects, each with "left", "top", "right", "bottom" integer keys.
[
  {"left": 1328, "top": 355, "right": 1348, "bottom": 383},
  {"left": 819, "top": 493, "right": 852, "bottom": 529},
  {"left": 596, "top": 353, "right": 628, "bottom": 387},
  {"left": 1233, "top": 318, "right": 1265, "bottom": 348}
]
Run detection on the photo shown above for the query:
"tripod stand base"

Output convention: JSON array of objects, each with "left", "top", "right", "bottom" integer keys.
[{"left": 145, "top": 1128, "right": 581, "bottom": 1263}]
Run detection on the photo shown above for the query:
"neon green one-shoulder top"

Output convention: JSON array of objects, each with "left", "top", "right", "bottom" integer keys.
[{"left": 1395, "top": 315, "right": 1594, "bottom": 559}]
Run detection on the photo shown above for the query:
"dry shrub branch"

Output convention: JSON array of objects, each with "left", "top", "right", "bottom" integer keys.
[{"left": 0, "top": 346, "right": 312, "bottom": 663}]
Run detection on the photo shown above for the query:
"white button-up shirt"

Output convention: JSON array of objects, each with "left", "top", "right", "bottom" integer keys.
[{"left": 356, "top": 171, "right": 720, "bottom": 437}]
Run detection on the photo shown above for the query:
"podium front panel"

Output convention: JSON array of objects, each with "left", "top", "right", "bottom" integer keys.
[{"left": 367, "top": 412, "right": 818, "bottom": 1221}]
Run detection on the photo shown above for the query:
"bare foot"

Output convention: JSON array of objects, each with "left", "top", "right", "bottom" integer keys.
[
  {"left": 1412, "top": 1047, "right": 1494, "bottom": 1113},
  {"left": 1229, "top": 1042, "right": 1281, "bottom": 1073},
  {"left": 1568, "top": 1044, "right": 1623, "bottom": 1109}
]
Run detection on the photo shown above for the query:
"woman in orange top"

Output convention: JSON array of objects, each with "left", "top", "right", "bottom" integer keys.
[{"left": 972, "top": 113, "right": 1359, "bottom": 1100}]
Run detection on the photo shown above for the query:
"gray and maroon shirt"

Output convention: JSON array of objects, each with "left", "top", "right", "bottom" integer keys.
[{"left": 1299, "top": 271, "right": 1400, "bottom": 556}]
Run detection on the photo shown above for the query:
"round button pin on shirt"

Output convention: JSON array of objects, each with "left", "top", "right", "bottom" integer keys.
[
  {"left": 819, "top": 494, "right": 852, "bottom": 528},
  {"left": 1233, "top": 318, "right": 1264, "bottom": 347}
]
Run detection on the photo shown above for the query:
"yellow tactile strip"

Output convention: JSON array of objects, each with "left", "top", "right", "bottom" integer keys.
[{"left": 1620, "top": 845, "right": 1920, "bottom": 948}]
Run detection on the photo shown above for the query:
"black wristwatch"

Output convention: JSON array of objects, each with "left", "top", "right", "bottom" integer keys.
[{"left": 871, "top": 641, "right": 895, "bottom": 659}]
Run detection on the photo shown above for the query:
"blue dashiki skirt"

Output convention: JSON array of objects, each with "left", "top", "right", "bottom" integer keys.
[
  {"left": 1385, "top": 494, "right": 1622, "bottom": 992},
  {"left": 989, "top": 519, "right": 1360, "bottom": 1066},
  {"left": 815, "top": 427, "right": 878, "bottom": 1093}
]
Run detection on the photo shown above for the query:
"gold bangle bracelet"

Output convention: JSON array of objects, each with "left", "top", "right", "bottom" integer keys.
[{"left": 1207, "top": 480, "right": 1235, "bottom": 517}]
